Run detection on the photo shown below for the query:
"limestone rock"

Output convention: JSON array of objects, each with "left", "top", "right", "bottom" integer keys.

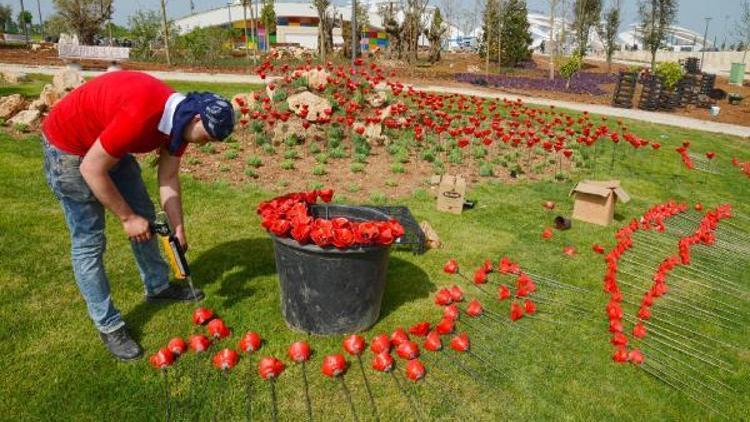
[
  {"left": 305, "top": 69, "right": 330, "bottom": 91},
  {"left": 231, "top": 93, "right": 256, "bottom": 114},
  {"left": 1, "top": 71, "right": 26, "bottom": 84},
  {"left": 8, "top": 109, "right": 40, "bottom": 128},
  {"left": 0, "top": 94, "right": 25, "bottom": 120},
  {"left": 366, "top": 91, "right": 387, "bottom": 108},
  {"left": 52, "top": 67, "right": 84, "bottom": 96},
  {"left": 287, "top": 91, "right": 332, "bottom": 122},
  {"left": 40, "top": 84, "right": 59, "bottom": 108}
]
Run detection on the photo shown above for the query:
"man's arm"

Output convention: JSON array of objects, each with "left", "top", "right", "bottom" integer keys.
[
  {"left": 79, "top": 139, "right": 152, "bottom": 242},
  {"left": 157, "top": 146, "right": 186, "bottom": 250}
]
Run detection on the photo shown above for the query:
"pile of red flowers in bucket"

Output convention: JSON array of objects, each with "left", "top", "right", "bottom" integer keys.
[{"left": 256, "top": 189, "right": 405, "bottom": 248}]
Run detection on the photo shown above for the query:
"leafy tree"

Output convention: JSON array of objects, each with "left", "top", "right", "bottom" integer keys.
[
  {"left": 43, "top": 13, "right": 69, "bottom": 39},
  {"left": 559, "top": 52, "right": 583, "bottom": 88},
  {"left": 638, "top": 0, "right": 678, "bottom": 69},
  {"left": 572, "top": 0, "right": 602, "bottom": 56},
  {"left": 260, "top": 0, "right": 276, "bottom": 50},
  {"left": 402, "top": 0, "right": 428, "bottom": 63},
  {"left": 175, "top": 26, "right": 232, "bottom": 64},
  {"left": 0, "top": 5, "right": 12, "bottom": 33},
  {"left": 597, "top": 1, "right": 620, "bottom": 70},
  {"left": 128, "top": 9, "right": 163, "bottom": 60},
  {"left": 313, "top": 0, "right": 333, "bottom": 61},
  {"left": 53, "top": 0, "right": 113, "bottom": 45},
  {"left": 427, "top": 7, "right": 447, "bottom": 63},
  {"left": 499, "top": 0, "right": 532, "bottom": 66},
  {"left": 480, "top": 0, "right": 502, "bottom": 64}
]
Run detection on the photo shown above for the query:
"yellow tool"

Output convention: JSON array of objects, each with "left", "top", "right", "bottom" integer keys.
[{"left": 152, "top": 216, "right": 200, "bottom": 304}]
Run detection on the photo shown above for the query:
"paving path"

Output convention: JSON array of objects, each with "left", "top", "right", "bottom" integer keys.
[{"left": 3, "top": 62, "right": 749, "bottom": 139}]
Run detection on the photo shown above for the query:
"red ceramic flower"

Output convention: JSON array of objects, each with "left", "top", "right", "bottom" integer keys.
[
  {"left": 611, "top": 332, "right": 628, "bottom": 347},
  {"left": 466, "top": 299, "right": 484, "bottom": 317},
  {"left": 390, "top": 328, "right": 410, "bottom": 346},
  {"left": 706, "top": 152, "right": 715, "bottom": 160},
  {"left": 424, "top": 330, "right": 443, "bottom": 351},
  {"left": 343, "top": 334, "right": 366, "bottom": 356},
  {"left": 694, "top": 203, "right": 703, "bottom": 212},
  {"left": 167, "top": 337, "right": 187, "bottom": 356},
  {"left": 207, "top": 318, "right": 231, "bottom": 339},
  {"left": 524, "top": 300, "right": 537, "bottom": 314},
  {"left": 443, "top": 304, "right": 460, "bottom": 321},
  {"left": 563, "top": 246, "right": 576, "bottom": 256},
  {"left": 192, "top": 307, "right": 214, "bottom": 325},
  {"left": 448, "top": 285, "right": 464, "bottom": 302},
  {"left": 473, "top": 268, "right": 487, "bottom": 284},
  {"left": 632, "top": 322, "right": 647, "bottom": 339},
  {"left": 436, "top": 317, "right": 455, "bottom": 335},
  {"left": 396, "top": 341, "right": 420, "bottom": 360},
  {"left": 510, "top": 302, "right": 524, "bottom": 321},
  {"left": 612, "top": 346, "right": 628, "bottom": 363},
  {"left": 408, "top": 322, "right": 431, "bottom": 337},
  {"left": 370, "top": 334, "right": 391, "bottom": 354},
  {"left": 287, "top": 341, "right": 312, "bottom": 363},
  {"left": 212, "top": 348, "right": 239, "bottom": 370},
  {"left": 628, "top": 349, "right": 644, "bottom": 365},
  {"left": 239, "top": 332, "right": 263, "bottom": 353},
  {"left": 592, "top": 244, "right": 605, "bottom": 254},
  {"left": 318, "top": 189, "right": 334, "bottom": 202},
  {"left": 150, "top": 347, "right": 175, "bottom": 369},
  {"left": 542, "top": 227, "right": 554, "bottom": 239},
  {"left": 443, "top": 259, "right": 459, "bottom": 274},
  {"left": 449, "top": 332, "right": 470, "bottom": 352},
  {"left": 321, "top": 354, "right": 347, "bottom": 377},
  {"left": 609, "top": 319, "right": 623, "bottom": 333},
  {"left": 371, "top": 352, "right": 394, "bottom": 372},
  {"left": 498, "top": 285, "right": 511, "bottom": 301},
  {"left": 189, "top": 335, "right": 211, "bottom": 353},
  {"left": 258, "top": 357, "right": 286, "bottom": 380},
  {"left": 405, "top": 359, "right": 426, "bottom": 381},
  {"left": 434, "top": 288, "right": 453, "bottom": 306}
]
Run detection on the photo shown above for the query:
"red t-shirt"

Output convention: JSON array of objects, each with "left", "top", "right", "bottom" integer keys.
[{"left": 42, "top": 71, "right": 177, "bottom": 158}]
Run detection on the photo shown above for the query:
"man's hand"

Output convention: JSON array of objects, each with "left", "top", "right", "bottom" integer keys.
[
  {"left": 174, "top": 226, "right": 188, "bottom": 252},
  {"left": 122, "top": 214, "right": 152, "bottom": 243}
]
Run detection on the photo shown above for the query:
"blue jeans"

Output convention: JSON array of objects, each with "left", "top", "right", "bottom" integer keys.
[{"left": 41, "top": 135, "right": 170, "bottom": 334}]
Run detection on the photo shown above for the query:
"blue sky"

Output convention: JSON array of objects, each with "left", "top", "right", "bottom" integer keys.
[{"left": 6, "top": 0, "right": 748, "bottom": 44}]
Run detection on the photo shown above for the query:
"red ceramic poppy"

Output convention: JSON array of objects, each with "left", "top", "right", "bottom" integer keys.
[
  {"left": 542, "top": 227, "right": 554, "bottom": 239},
  {"left": 189, "top": 335, "right": 211, "bottom": 353},
  {"left": 612, "top": 346, "right": 628, "bottom": 363},
  {"left": 287, "top": 341, "right": 311, "bottom": 363},
  {"left": 510, "top": 302, "right": 524, "bottom": 321},
  {"left": 705, "top": 152, "right": 715, "bottom": 160},
  {"left": 207, "top": 318, "right": 231, "bottom": 339},
  {"left": 466, "top": 299, "right": 483, "bottom": 317},
  {"left": 524, "top": 300, "right": 537, "bottom": 314},
  {"left": 239, "top": 332, "right": 263, "bottom": 353},
  {"left": 370, "top": 334, "right": 391, "bottom": 354},
  {"left": 343, "top": 334, "right": 366, "bottom": 356},
  {"left": 321, "top": 354, "right": 347, "bottom": 377},
  {"left": 258, "top": 357, "right": 286, "bottom": 380},
  {"left": 167, "top": 337, "right": 187, "bottom": 356},
  {"left": 371, "top": 352, "right": 394, "bottom": 372},
  {"left": 449, "top": 332, "right": 470, "bottom": 352},
  {"left": 150, "top": 347, "right": 175, "bottom": 369},
  {"left": 390, "top": 328, "right": 410, "bottom": 346},
  {"left": 434, "top": 289, "right": 453, "bottom": 306},
  {"left": 443, "top": 259, "right": 459, "bottom": 274},
  {"left": 611, "top": 332, "right": 628, "bottom": 347},
  {"left": 408, "top": 322, "right": 431, "bottom": 337},
  {"left": 212, "top": 348, "right": 239, "bottom": 371},
  {"left": 424, "top": 330, "right": 443, "bottom": 351},
  {"left": 632, "top": 322, "right": 647, "bottom": 339},
  {"left": 396, "top": 341, "right": 420, "bottom": 360},
  {"left": 608, "top": 319, "right": 623, "bottom": 333},
  {"left": 694, "top": 203, "right": 704, "bottom": 212},
  {"left": 473, "top": 268, "right": 487, "bottom": 284},
  {"left": 443, "top": 304, "right": 460, "bottom": 321},
  {"left": 592, "top": 244, "right": 605, "bottom": 254},
  {"left": 628, "top": 349, "right": 644, "bottom": 365},
  {"left": 192, "top": 307, "right": 214, "bottom": 325},
  {"left": 405, "top": 359, "right": 426, "bottom": 381},
  {"left": 498, "top": 285, "right": 511, "bottom": 301},
  {"left": 436, "top": 317, "right": 455, "bottom": 335},
  {"left": 448, "top": 285, "right": 464, "bottom": 302},
  {"left": 318, "top": 189, "right": 334, "bottom": 203},
  {"left": 543, "top": 201, "right": 556, "bottom": 210},
  {"left": 563, "top": 246, "right": 576, "bottom": 256},
  {"left": 637, "top": 306, "right": 651, "bottom": 320}
]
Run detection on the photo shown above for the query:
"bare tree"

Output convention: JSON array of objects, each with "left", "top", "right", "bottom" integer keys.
[
  {"left": 159, "top": 0, "right": 170, "bottom": 65},
  {"left": 638, "top": 0, "right": 678, "bottom": 69},
  {"left": 548, "top": 0, "right": 557, "bottom": 80},
  {"left": 737, "top": 0, "right": 750, "bottom": 63},
  {"left": 597, "top": 0, "right": 620, "bottom": 71},
  {"left": 572, "top": 0, "right": 602, "bottom": 56},
  {"left": 426, "top": 7, "right": 448, "bottom": 63},
  {"left": 53, "top": 0, "right": 112, "bottom": 45},
  {"left": 314, "top": 0, "right": 333, "bottom": 62}
]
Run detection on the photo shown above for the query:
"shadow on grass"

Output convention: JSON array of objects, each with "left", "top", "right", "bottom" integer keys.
[{"left": 124, "top": 238, "right": 433, "bottom": 338}]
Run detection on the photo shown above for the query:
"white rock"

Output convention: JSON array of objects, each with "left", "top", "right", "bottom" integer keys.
[
  {"left": 8, "top": 109, "right": 40, "bottom": 127},
  {"left": 305, "top": 69, "right": 330, "bottom": 91},
  {"left": 52, "top": 67, "right": 84, "bottom": 96},
  {"left": 287, "top": 91, "right": 332, "bottom": 122},
  {"left": 1, "top": 71, "right": 26, "bottom": 84},
  {"left": 0, "top": 94, "right": 25, "bottom": 120}
]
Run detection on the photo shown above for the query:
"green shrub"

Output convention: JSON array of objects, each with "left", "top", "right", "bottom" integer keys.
[
  {"left": 390, "top": 163, "right": 406, "bottom": 174},
  {"left": 479, "top": 163, "right": 494, "bottom": 177},
  {"left": 251, "top": 121, "right": 264, "bottom": 134},
  {"left": 244, "top": 168, "right": 259, "bottom": 178},
  {"left": 350, "top": 162, "right": 366, "bottom": 173},
  {"left": 254, "top": 133, "right": 269, "bottom": 146},
  {"left": 186, "top": 157, "right": 201, "bottom": 165},
  {"left": 315, "top": 153, "right": 329, "bottom": 164},
  {"left": 369, "top": 192, "right": 387, "bottom": 204},
  {"left": 218, "top": 164, "right": 230, "bottom": 172},
  {"left": 448, "top": 148, "right": 463, "bottom": 164},
  {"left": 353, "top": 154, "right": 368, "bottom": 163},
  {"left": 284, "top": 134, "right": 299, "bottom": 147},
  {"left": 420, "top": 150, "right": 436, "bottom": 163},
  {"left": 559, "top": 53, "right": 583, "bottom": 88},
  {"left": 312, "top": 164, "right": 327, "bottom": 175},
  {"left": 330, "top": 147, "right": 347, "bottom": 159},
  {"left": 262, "top": 144, "right": 275, "bottom": 155},
  {"left": 224, "top": 150, "right": 238, "bottom": 160},
  {"left": 281, "top": 159, "right": 295, "bottom": 170},
  {"left": 283, "top": 149, "right": 298, "bottom": 160},
  {"left": 385, "top": 179, "right": 399, "bottom": 187},
  {"left": 246, "top": 155, "right": 263, "bottom": 168},
  {"left": 308, "top": 143, "right": 321, "bottom": 154},
  {"left": 654, "top": 61, "right": 684, "bottom": 90},
  {"left": 200, "top": 144, "right": 216, "bottom": 154}
]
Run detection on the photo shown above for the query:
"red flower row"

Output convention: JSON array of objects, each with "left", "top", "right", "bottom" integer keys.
[{"left": 257, "top": 189, "right": 405, "bottom": 248}]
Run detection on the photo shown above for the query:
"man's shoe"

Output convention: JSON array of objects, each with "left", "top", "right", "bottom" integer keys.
[
  {"left": 99, "top": 326, "right": 143, "bottom": 361},
  {"left": 146, "top": 283, "right": 205, "bottom": 303}
]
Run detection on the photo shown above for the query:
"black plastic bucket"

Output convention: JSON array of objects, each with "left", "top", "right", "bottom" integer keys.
[{"left": 271, "top": 205, "right": 392, "bottom": 335}]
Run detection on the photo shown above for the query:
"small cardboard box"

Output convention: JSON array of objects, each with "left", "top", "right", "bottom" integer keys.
[
  {"left": 570, "top": 180, "right": 631, "bottom": 226},
  {"left": 436, "top": 175, "right": 466, "bottom": 214}
]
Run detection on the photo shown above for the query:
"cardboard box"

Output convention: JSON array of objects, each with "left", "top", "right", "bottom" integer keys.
[
  {"left": 436, "top": 175, "right": 466, "bottom": 214},
  {"left": 570, "top": 180, "right": 631, "bottom": 226}
]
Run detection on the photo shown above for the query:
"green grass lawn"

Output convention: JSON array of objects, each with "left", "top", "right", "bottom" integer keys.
[{"left": 0, "top": 78, "right": 749, "bottom": 421}]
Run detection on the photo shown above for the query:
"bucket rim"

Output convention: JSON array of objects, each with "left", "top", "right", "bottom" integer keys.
[{"left": 270, "top": 234, "right": 391, "bottom": 254}]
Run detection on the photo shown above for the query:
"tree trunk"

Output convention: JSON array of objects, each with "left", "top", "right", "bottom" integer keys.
[
  {"left": 19, "top": 0, "right": 29, "bottom": 44},
  {"left": 36, "top": 0, "right": 43, "bottom": 40},
  {"left": 249, "top": 0, "right": 257, "bottom": 63},
  {"left": 549, "top": 0, "right": 556, "bottom": 80},
  {"left": 160, "top": 0, "right": 171, "bottom": 65},
  {"left": 242, "top": 1, "right": 250, "bottom": 60}
]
